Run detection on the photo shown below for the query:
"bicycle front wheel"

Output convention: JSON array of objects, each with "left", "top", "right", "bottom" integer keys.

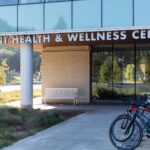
[
  {"left": 109, "top": 115, "right": 143, "bottom": 150},
  {"left": 110, "top": 114, "right": 134, "bottom": 142}
]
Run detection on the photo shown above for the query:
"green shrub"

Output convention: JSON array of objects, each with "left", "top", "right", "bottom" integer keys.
[
  {"left": 96, "top": 88, "right": 113, "bottom": 99},
  {"left": 0, "top": 107, "right": 65, "bottom": 148},
  {"left": 0, "top": 132, "right": 16, "bottom": 141},
  {"left": 2, "top": 116, "right": 23, "bottom": 126}
]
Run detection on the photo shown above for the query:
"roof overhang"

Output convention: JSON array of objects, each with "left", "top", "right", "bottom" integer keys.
[{"left": 1, "top": 26, "right": 150, "bottom": 52}]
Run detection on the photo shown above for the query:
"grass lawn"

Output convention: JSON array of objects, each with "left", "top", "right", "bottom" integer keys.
[
  {"left": 0, "top": 107, "right": 83, "bottom": 149},
  {"left": 0, "top": 89, "right": 41, "bottom": 103}
]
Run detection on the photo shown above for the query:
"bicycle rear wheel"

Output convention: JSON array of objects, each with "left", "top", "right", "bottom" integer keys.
[{"left": 109, "top": 115, "right": 143, "bottom": 150}]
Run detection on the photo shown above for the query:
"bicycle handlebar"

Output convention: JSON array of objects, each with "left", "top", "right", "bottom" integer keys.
[{"left": 129, "top": 94, "right": 150, "bottom": 109}]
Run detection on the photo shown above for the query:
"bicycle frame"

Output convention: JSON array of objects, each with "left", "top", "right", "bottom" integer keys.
[
  {"left": 137, "top": 110, "right": 150, "bottom": 133},
  {"left": 128, "top": 105, "right": 150, "bottom": 133}
]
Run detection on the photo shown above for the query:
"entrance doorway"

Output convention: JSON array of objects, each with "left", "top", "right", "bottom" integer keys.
[{"left": 91, "top": 44, "right": 150, "bottom": 102}]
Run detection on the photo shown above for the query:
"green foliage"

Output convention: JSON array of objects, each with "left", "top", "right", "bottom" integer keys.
[
  {"left": 0, "top": 107, "right": 64, "bottom": 148},
  {"left": 54, "top": 16, "right": 67, "bottom": 29},
  {"left": 0, "top": 46, "right": 41, "bottom": 76},
  {"left": 0, "top": 47, "right": 20, "bottom": 73},
  {"left": 99, "top": 57, "right": 112, "bottom": 83},
  {"left": 0, "top": 18, "right": 16, "bottom": 32},
  {"left": 92, "top": 57, "right": 100, "bottom": 79},
  {"left": 33, "top": 52, "right": 41, "bottom": 74},
  {"left": 113, "top": 60, "right": 121, "bottom": 82},
  {"left": 92, "top": 82, "right": 135, "bottom": 100},
  {"left": 0, "top": 66, "right": 6, "bottom": 84},
  {"left": 98, "top": 58, "right": 122, "bottom": 83},
  {"left": 96, "top": 87, "right": 113, "bottom": 99},
  {"left": 125, "top": 64, "right": 134, "bottom": 82},
  {"left": 0, "top": 59, "right": 9, "bottom": 84},
  {"left": 2, "top": 116, "right": 23, "bottom": 126},
  {"left": 0, "top": 89, "right": 41, "bottom": 103},
  {"left": 92, "top": 83, "right": 112, "bottom": 99}
]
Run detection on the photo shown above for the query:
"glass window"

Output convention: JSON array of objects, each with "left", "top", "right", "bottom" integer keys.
[
  {"left": 113, "top": 45, "right": 135, "bottom": 101},
  {"left": 0, "top": 6, "right": 17, "bottom": 32},
  {"left": 103, "top": 0, "right": 133, "bottom": 27},
  {"left": 19, "top": 0, "right": 44, "bottom": 4},
  {"left": 45, "top": 2, "right": 71, "bottom": 30},
  {"left": 45, "top": 0, "right": 70, "bottom": 2},
  {"left": 18, "top": 4, "right": 43, "bottom": 31},
  {"left": 73, "top": 0, "right": 101, "bottom": 29},
  {"left": 136, "top": 44, "right": 150, "bottom": 101},
  {"left": 91, "top": 45, "right": 113, "bottom": 100},
  {"left": 0, "top": 0, "right": 18, "bottom": 5},
  {"left": 134, "top": 0, "right": 150, "bottom": 26},
  {"left": 91, "top": 45, "right": 135, "bottom": 101}
]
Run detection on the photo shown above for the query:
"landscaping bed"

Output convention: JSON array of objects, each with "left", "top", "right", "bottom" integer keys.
[{"left": 0, "top": 107, "right": 83, "bottom": 148}]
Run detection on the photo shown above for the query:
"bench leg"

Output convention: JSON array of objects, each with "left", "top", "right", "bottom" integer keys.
[
  {"left": 75, "top": 98, "right": 78, "bottom": 105},
  {"left": 73, "top": 99, "right": 76, "bottom": 105},
  {"left": 73, "top": 98, "right": 78, "bottom": 105},
  {"left": 42, "top": 98, "right": 47, "bottom": 105}
]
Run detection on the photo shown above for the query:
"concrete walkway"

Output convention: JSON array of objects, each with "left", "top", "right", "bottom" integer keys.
[{"left": 1, "top": 105, "right": 150, "bottom": 150}]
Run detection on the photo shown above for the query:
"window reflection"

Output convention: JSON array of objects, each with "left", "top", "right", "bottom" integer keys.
[
  {"left": 19, "top": 0, "right": 44, "bottom": 4},
  {"left": 136, "top": 45, "right": 150, "bottom": 101},
  {"left": 92, "top": 46, "right": 113, "bottom": 100},
  {"left": 45, "top": 0, "right": 70, "bottom": 2},
  {"left": 73, "top": 0, "right": 101, "bottom": 29},
  {"left": 0, "top": 0, "right": 18, "bottom": 5},
  {"left": 91, "top": 45, "right": 135, "bottom": 101},
  {"left": 18, "top": 4, "right": 43, "bottom": 31},
  {"left": 92, "top": 44, "right": 150, "bottom": 102},
  {"left": 45, "top": 2, "right": 71, "bottom": 30},
  {"left": 113, "top": 45, "right": 135, "bottom": 100},
  {"left": 0, "top": 6, "right": 17, "bottom": 32},
  {"left": 134, "top": 0, "right": 150, "bottom": 26},
  {"left": 103, "top": 0, "right": 133, "bottom": 27}
]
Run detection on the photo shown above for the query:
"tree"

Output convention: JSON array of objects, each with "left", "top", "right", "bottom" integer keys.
[
  {"left": 54, "top": 16, "right": 67, "bottom": 29},
  {"left": 125, "top": 64, "right": 134, "bottom": 82},
  {"left": 0, "top": 66, "right": 6, "bottom": 84},
  {"left": 113, "top": 60, "right": 121, "bottom": 82},
  {"left": 99, "top": 57, "right": 112, "bottom": 83},
  {"left": 0, "top": 46, "right": 20, "bottom": 73},
  {"left": 0, "top": 18, "right": 16, "bottom": 32},
  {"left": 0, "top": 59, "right": 8, "bottom": 84},
  {"left": 0, "top": 46, "right": 41, "bottom": 74},
  {"left": 2, "top": 59, "right": 9, "bottom": 72},
  {"left": 33, "top": 52, "right": 41, "bottom": 73}
]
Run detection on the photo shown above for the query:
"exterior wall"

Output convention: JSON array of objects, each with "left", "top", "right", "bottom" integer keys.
[{"left": 41, "top": 46, "right": 90, "bottom": 104}]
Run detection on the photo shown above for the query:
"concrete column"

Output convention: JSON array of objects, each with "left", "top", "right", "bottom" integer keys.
[{"left": 20, "top": 43, "right": 33, "bottom": 108}]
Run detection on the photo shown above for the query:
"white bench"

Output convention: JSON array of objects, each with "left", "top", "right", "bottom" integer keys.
[{"left": 43, "top": 88, "right": 78, "bottom": 105}]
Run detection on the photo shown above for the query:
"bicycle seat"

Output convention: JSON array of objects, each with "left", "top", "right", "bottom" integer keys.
[{"left": 130, "top": 102, "right": 138, "bottom": 107}]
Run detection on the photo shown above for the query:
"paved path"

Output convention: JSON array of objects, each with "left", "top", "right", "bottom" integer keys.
[{"left": 1, "top": 105, "right": 150, "bottom": 150}]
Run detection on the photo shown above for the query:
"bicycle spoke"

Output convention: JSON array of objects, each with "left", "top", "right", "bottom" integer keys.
[{"left": 109, "top": 115, "right": 143, "bottom": 150}]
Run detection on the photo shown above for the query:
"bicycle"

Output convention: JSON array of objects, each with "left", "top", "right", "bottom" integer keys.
[{"left": 109, "top": 94, "right": 150, "bottom": 150}]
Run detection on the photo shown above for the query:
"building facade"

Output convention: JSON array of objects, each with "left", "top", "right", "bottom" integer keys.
[{"left": 1, "top": 0, "right": 150, "bottom": 107}]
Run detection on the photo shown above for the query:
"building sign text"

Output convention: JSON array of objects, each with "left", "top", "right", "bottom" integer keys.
[{"left": 1, "top": 29, "right": 150, "bottom": 45}]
